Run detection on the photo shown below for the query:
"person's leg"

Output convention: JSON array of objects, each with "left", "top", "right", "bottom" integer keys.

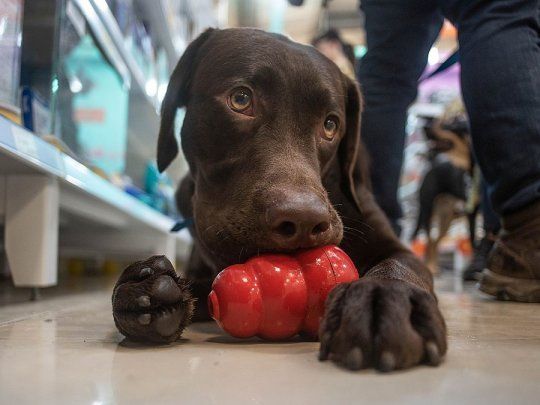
[
  {"left": 358, "top": 1, "right": 444, "bottom": 235},
  {"left": 442, "top": 0, "right": 540, "bottom": 214},
  {"left": 443, "top": 0, "right": 540, "bottom": 300}
]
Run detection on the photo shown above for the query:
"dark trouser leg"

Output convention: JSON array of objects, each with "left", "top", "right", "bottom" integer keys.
[
  {"left": 442, "top": 0, "right": 540, "bottom": 215},
  {"left": 358, "top": 1, "right": 444, "bottom": 234},
  {"left": 443, "top": 0, "right": 540, "bottom": 299}
]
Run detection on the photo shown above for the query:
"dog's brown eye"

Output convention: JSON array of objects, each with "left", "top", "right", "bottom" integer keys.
[
  {"left": 323, "top": 116, "right": 339, "bottom": 140},
  {"left": 229, "top": 87, "right": 253, "bottom": 114}
]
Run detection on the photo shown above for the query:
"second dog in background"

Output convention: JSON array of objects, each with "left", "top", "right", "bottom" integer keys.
[{"left": 411, "top": 100, "right": 477, "bottom": 274}]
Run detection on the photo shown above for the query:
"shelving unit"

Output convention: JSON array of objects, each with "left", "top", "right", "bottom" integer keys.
[
  {"left": 0, "top": 115, "right": 191, "bottom": 288},
  {"left": 0, "top": 0, "right": 201, "bottom": 289}
]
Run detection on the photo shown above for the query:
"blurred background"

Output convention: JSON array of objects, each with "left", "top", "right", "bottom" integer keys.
[{"left": 0, "top": 0, "right": 469, "bottom": 296}]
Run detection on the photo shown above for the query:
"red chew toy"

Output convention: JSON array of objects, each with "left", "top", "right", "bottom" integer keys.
[{"left": 208, "top": 245, "right": 359, "bottom": 340}]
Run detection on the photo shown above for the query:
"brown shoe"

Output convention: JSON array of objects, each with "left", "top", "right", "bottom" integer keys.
[{"left": 479, "top": 200, "right": 540, "bottom": 302}]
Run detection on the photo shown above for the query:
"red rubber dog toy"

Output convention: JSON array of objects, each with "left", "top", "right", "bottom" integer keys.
[{"left": 207, "top": 245, "right": 359, "bottom": 340}]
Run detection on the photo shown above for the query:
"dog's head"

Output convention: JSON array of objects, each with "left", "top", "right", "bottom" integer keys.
[{"left": 158, "top": 28, "right": 363, "bottom": 267}]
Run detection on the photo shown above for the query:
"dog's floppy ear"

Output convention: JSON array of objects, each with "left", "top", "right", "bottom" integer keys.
[
  {"left": 157, "top": 28, "right": 216, "bottom": 173},
  {"left": 338, "top": 77, "right": 366, "bottom": 212}
]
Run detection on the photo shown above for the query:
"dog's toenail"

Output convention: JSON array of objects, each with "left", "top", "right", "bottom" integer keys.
[
  {"left": 140, "top": 267, "right": 153, "bottom": 277},
  {"left": 425, "top": 341, "right": 440, "bottom": 366},
  {"left": 138, "top": 313, "right": 151, "bottom": 325},
  {"left": 318, "top": 345, "right": 330, "bottom": 361},
  {"left": 318, "top": 332, "right": 333, "bottom": 361},
  {"left": 378, "top": 351, "right": 396, "bottom": 372},
  {"left": 137, "top": 295, "right": 151, "bottom": 307},
  {"left": 343, "top": 347, "right": 363, "bottom": 370}
]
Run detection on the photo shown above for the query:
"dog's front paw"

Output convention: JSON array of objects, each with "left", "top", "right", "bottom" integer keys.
[
  {"left": 319, "top": 278, "right": 447, "bottom": 371},
  {"left": 112, "top": 255, "right": 194, "bottom": 343}
]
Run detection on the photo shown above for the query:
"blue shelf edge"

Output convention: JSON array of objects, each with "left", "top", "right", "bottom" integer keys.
[{"left": 0, "top": 115, "right": 180, "bottom": 234}]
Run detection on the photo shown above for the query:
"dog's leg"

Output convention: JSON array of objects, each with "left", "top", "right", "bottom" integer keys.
[
  {"left": 426, "top": 235, "right": 438, "bottom": 274},
  {"left": 425, "top": 200, "right": 440, "bottom": 274},
  {"left": 426, "top": 196, "right": 455, "bottom": 274},
  {"left": 467, "top": 203, "right": 480, "bottom": 247},
  {"left": 175, "top": 173, "right": 216, "bottom": 320},
  {"left": 183, "top": 242, "right": 216, "bottom": 321}
]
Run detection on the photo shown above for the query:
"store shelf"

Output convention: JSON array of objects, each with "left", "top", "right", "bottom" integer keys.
[{"left": 0, "top": 115, "right": 191, "bottom": 287}]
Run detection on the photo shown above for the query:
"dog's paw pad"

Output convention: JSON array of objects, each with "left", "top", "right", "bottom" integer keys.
[
  {"left": 151, "top": 275, "right": 183, "bottom": 303},
  {"left": 154, "top": 307, "right": 187, "bottom": 337}
]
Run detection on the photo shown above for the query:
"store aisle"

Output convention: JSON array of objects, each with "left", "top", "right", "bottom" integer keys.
[{"left": 1, "top": 276, "right": 539, "bottom": 405}]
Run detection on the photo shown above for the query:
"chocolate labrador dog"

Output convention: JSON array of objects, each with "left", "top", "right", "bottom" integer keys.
[{"left": 112, "top": 28, "right": 447, "bottom": 372}]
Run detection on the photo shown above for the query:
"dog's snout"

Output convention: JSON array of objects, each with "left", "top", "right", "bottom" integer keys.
[{"left": 266, "top": 191, "right": 333, "bottom": 249}]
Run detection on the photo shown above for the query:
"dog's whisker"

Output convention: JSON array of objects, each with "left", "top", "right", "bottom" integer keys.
[
  {"left": 343, "top": 230, "right": 368, "bottom": 239},
  {"left": 343, "top": 226, "right": 366, "bottom": 236},
  {"left": 343, "top": 229, "right": 366, "bottom": 238},
  {"left": 202, "top": 224, "right": 219, "bottom": 236},
  {"left": 341, "top": 216, "right": 374, "bottom": 231},
  {"left": 343, "top": 224, "right": 365, "bottom": 232},
  {"left": 238, "top": 247, "right": 245, "bottom": 262},
  {"left": 343, "top": 234, "right": 368, "bottom": 245},
  {"left": 215, "top": 228, "right": 226, "bottom": 237},
  {"left": 343, "top": 228, "right": 368, "bottom": 243}
]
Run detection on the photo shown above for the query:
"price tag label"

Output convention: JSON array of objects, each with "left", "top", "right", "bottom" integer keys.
[{"left": 12, "top": 126, "right": 39, "bottom": 159}]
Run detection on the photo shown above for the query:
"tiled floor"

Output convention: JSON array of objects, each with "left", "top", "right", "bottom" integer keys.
[{"left": 1, "top": 273, "right": 539, "bottom": 405}]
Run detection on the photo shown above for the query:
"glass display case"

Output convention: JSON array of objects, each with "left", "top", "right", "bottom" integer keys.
[
  {"left": 55, "top": 0, "right": 223, "bottom": 191},
  {"left": 55, "top": 0, "right": 172, "bottom": 186},
  {"left": 57, "top": 10, "right": 130, "bottom": 175},
  {"left": 0, "top": 0, "right": 226, "bottom": 217}
]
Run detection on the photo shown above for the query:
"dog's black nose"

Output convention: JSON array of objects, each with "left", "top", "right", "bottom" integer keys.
[{"left": 266, "top": 191, "right": 332, "bottom": 249}]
